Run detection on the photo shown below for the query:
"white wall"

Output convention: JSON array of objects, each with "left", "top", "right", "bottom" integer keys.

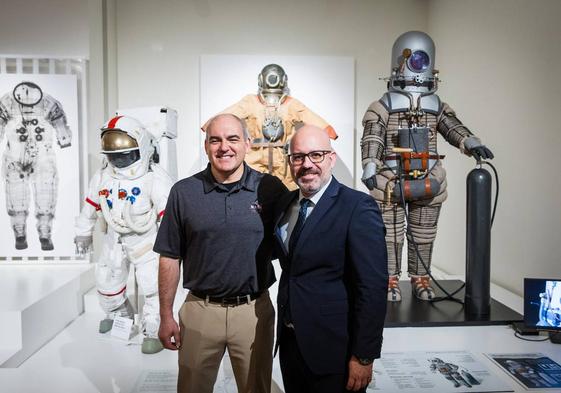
[
  {"left": 427, "top": 0, "right": 561, "bottom": 295},
  {"left": 0, "top": 0, "right": 89, "bottom": 57}
]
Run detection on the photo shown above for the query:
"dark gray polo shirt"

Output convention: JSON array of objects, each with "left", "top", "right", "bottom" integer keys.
[{"left": 154, "top": 163, "right": 288, "bottom": 297}]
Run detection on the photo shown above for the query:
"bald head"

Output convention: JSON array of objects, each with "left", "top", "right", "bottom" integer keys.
[
  {"left": 289, "top": 125, "right": 332, "bottom": 155},
  {"left": 206, "top": 113, "right": 249, "bottom": 141},
  {"left": 289, "top": 124, "right": 336, "bottom": 197}
]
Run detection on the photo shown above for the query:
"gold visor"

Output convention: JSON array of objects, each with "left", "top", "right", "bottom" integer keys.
[{"left": 101, "top": 130, "right": 138, "bottom": 152}]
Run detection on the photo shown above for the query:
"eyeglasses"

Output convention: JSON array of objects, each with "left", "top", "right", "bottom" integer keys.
[{"left": 287, "top": 150, "right": 332, "bottom": 165}]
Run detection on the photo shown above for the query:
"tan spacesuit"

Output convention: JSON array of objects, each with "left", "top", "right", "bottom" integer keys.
[
  {"left": 361, "top": 31, "right": 493, "bottom": 302},
  {"left": 203, "top": 64, "right": 337, "bottom": 189}
]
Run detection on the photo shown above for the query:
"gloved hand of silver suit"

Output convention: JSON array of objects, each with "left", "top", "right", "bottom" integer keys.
[
  {"left": 361, "top": 162, "right": 378, "bottom": 190},
  {"left": 464, "top": 136, "right": 494, "bottom": 161},
  {"left": 74, "top": 235, "right": 93, "bottom": 256}
]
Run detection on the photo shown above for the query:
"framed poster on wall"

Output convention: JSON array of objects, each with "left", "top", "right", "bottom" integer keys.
[{"left": 0, "top": 57, "right": 87, "bottom": 261}]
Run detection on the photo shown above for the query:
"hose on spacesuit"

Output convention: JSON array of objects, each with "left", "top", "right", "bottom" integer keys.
[
  {"left": 98, "top": 196, "right": 156, "bottom": 235},
  {"left": 394, "top": 156, "right": 499, "bottom": 304},
  {"left": 99, "top": 196, "right": 133, "bottom": 234},
  {"left": 123, "top": 201, "right": 156, "bottom": 234}
]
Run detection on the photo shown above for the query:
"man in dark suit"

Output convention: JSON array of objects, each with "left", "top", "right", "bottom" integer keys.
[{"left": 274, "top": 125, "right": 388, "bottom": 393}]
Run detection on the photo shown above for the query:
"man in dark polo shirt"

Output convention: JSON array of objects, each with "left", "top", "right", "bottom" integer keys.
[{"left": 154, "top": 113, "right": 288, "bottom": 393}]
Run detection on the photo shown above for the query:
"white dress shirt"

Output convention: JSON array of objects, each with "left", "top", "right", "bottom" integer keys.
[{"left": 279, "top": 176, "right": 333, "bottom": 251}]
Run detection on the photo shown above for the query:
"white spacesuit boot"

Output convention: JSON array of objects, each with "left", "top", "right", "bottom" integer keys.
[
  {"left": 140, "top": 292, "right": 163, "bottom": 354},
  {"left": 99, "top": 298, "right": 135, "bottom": 334}
]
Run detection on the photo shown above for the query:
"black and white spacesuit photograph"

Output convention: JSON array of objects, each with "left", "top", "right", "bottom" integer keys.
[{"left": 0, "top": 74, "right": 79, "bottom": 256}]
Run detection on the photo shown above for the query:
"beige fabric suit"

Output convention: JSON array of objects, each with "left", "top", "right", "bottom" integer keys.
[{"left": 204, "top": 94, "right": 337, "bottom": 189}]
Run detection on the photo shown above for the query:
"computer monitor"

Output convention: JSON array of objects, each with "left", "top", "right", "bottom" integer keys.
[{"left": 524, "top": 278, "right": 561, "bottom": 331}]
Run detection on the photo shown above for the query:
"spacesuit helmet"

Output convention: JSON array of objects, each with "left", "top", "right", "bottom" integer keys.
[
  {"left": 100, "top": 115, "right": 155, "bottom": 178},
  {"left": 13, "top": 81, "right": 43, "bottom": 107},
  {"left": 258, "top": 64, "right": 288, "bottom": 96},
  {"left": 389, "top": 31, "right": 438, "bottom": 94}
]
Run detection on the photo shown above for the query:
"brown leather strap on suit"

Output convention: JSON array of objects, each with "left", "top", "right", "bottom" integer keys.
[
  {"left": 386, "top": 152, "right": 445, "bottom": 173},
  {"left": 424, "top": 178, "right": 432, "bottom": 196},
  {"left": 404, "top": 181, "right": 412, "bottom": 200},
  {"left": 385, "top": 153, "right": 445, "bottom": 161}
]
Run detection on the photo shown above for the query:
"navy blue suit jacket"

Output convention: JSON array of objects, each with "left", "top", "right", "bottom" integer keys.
[{"left": 274, "top": 177, "right": 388, "bottom": 375}]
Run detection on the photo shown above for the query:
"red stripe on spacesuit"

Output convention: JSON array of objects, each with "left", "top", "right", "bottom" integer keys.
[
  {"left": 98, "top": 286, "right": 127, "bottom": 297},
  {"left": 107, "top": 115, "right": 124, "bottom": 129},
  {"left": 158, "top": 210, "right": 165, "bottom": 218},
  {"left": 85, "top": 197, "right": 101, "bottom": 211}
]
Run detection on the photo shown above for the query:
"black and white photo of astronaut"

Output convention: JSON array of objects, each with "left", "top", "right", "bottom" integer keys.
[
  {"left": 429, "top": 357, "right": 481, "bottom": 388},
  {"left": 0, "top": 74, "right": 79, "bottom": 257}
]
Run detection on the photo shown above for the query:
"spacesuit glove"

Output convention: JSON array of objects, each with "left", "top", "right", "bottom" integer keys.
[
  {"left": 464, "top": 136, "right": 494, "bottom": 161},
  {"left": 74, "top": 235, "right": 93, "bottom": 255},
  {"left": 470, "top": 145, "right": 494, "bottom": 161},
  {"left": 361, "top": 161, "right": 378, "bottom": 190}
]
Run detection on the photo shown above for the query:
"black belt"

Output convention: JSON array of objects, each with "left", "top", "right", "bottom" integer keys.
[{"left": 190, "top": 290, "right": 262, "bottom": 306}]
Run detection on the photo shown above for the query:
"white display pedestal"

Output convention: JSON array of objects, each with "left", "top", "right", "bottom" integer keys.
[{"left": 0, "top": 263, "right": 94, "bottom": 367}]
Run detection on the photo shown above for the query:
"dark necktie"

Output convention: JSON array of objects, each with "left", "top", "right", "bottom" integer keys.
[
  {"left": 289, "top": 198, "right": 310, "bottom": 254},
  {"left": 284, "top": 198, "right": 311, "bottom": 327}
]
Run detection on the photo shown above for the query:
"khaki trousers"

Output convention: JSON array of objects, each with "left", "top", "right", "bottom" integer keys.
[{"left": 177, "top": 291, "right": 275, "bottom": 393}]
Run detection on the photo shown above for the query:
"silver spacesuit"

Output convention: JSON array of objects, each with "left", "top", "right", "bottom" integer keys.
[
  {"left": 0, "top": 81, "right": 72, "bottom": 250},
  {"left": 74, "top": 115, "right": 173, "bottom": 354},
  {"left": 361, "top": 31, "right": 493, "bottom": 301}
]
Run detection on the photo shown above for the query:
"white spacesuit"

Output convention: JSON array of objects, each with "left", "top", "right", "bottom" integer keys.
[
  {"left": 0, "top": 81, "right": 72, "bottom": 250},
  {"left": 74, "top": 115, "right": 173, "bottom": 354},
  {"left": 361, "top": 31, "right": 493, "bottom": 302}
]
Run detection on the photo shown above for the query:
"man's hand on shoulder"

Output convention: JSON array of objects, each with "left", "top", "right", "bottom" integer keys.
[
  {"left": 158, "top": 315, "right": 181, "bottom": 351},
  {"left": 346, "top": 355, "right": 373, "bottom": 391}
]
